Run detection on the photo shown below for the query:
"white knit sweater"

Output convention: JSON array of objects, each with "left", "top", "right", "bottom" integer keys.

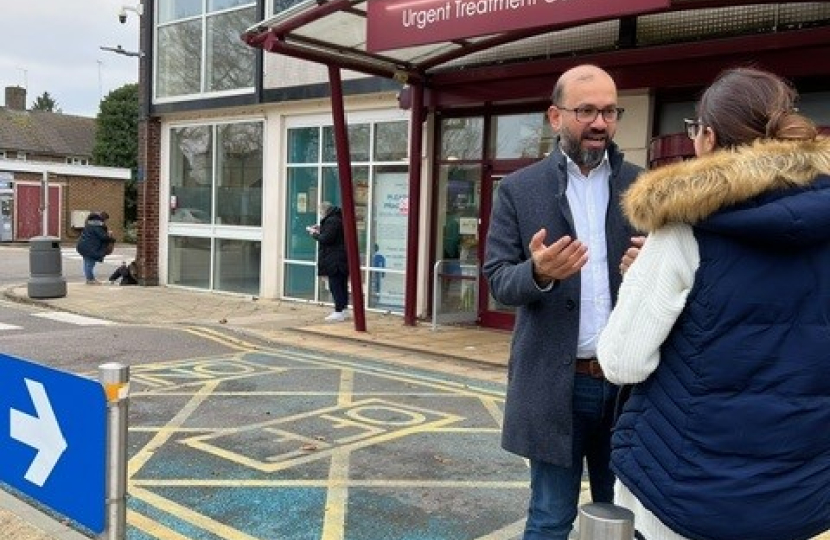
[{"left": 597, "top": 223, "right": 700, "bottom": 540}]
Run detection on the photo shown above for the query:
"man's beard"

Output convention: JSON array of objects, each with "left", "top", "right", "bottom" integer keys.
[{"left": 560, "top": 127, "right": 608, "bottom": 170}]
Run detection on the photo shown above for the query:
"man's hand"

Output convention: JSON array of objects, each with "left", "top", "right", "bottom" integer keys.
[
  {"left": 620, "top": 236, "right": 646, "bottom": 275},
  {"left": 529, "top": 229, "right": 588, "bottom": 287}
]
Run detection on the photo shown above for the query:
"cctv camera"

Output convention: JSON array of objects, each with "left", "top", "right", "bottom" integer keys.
[{"left": 118, "top": 8, "right": 127, "bottom": 23}]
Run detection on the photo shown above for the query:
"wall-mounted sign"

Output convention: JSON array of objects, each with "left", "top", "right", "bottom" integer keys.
[{"left": 367, "top": 0, "right": 670, "bottom": 52}]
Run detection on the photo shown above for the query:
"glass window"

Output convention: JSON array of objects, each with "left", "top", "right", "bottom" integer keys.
[
  {"left": 322, "top": 124, "right": 370, "bottom": 163},
  {"left": 156, "top": 1, "right": 255, "bottom": 99},
  {"left": 285, "top": 167, "right": 318, "bottom": 261},
  {"left": 168, "top": 120, "right": 264, "bottom": 294},
  {"left": 287, "top": 127, "right": 319, "bottom": 164},
  {"left": 168, "top": 236, "right": 211, "bottom": 287},
  {"left": 170, "top": 126, "right": 213, "bottom": 224},
  {"left": 435, "top": 164, "right": 481, "bottom": 316},
  {"left": 206, "top": 8, "right": 257, "bottom": 92},
  {"left": 272, "top": 0, "right": 306, "bottom": 16},
  {"left": 436, "top": 164, "right": 481, "bottom": 261},
  {"left": 440, "top": 117, "right": 483, "bottom": 160},
  {"left": 321, "top": 166, "right": 342, "bottom": 208},
  {"left": 283, "top": 263, "right": 316, "bottom": 301},
  {"left": 216, "top": 122, "right": 263, "bottom": 226},
  {"left": 209, "top": 0, "right": 251, "bottom": 12},
  {"left": 489, "top": 113, "right": 553, "bottom": 159},
  {"left": 374, "top": 121, "right": 408, "bottom": 161},
  {"left": 214, "top": 239, "right": 260, "bottom": 294},
  {"left": 158, "top": 0, "right": 202, "bottom": 24},
  {"left": 157, "top": 21, "right": 203, "bottom": 98},
  {"left": 284, "top": 120, "right": 409, "bottom": 311}
]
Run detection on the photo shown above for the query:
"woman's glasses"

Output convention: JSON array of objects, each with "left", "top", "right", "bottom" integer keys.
[{"left": 684, "top": 118, "right": 703, "bottom": 140}]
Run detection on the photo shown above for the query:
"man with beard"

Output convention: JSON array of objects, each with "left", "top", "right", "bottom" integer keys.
[{"left": 483, "top": 64, "right": 642, "bottom": 540}]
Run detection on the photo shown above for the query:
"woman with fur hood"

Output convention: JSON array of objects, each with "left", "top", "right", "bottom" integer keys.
[{"left": 598, "top": 67, "right": 830, "bottom": 540}]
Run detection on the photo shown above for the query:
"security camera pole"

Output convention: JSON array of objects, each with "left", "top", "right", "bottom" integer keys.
[{"left": 119, "top": 4, "right": 143, "bottom": 23}]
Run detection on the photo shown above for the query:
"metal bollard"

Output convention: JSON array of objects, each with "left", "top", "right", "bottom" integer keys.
[
  {"left": 99, "top": 363, "right": 130, "bottom": 540},
  {"left": 578, "top": 503, "right": 635, "bottom": 540}
]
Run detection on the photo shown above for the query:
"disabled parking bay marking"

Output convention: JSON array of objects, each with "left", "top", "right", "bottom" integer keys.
[{"left": 123, "top": 347, "right": 529, "bottom": 540}]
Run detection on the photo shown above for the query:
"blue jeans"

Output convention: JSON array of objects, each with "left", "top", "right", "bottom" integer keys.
[
  {"left": 82, "top": 257, "right": 97, "bottom": 281},
  {"left": 523, "top": 375, "right": 618, "bottom": 540}
]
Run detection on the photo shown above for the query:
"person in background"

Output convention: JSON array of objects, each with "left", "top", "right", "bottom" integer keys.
[
  {"left": 108, "top": 260, "right": 139, "bottom": 286},
  {"left": 483, "top": 64, "right": 642, "bottom": 540},
  {"left": 76, "top": 211, "right": 113, "bottom": 285},
  {"left": 598, "top": 67, "right": 830, "bottom": 540},
  {"left": 309, "top": 201, "right": 349, "bottom": 322}
]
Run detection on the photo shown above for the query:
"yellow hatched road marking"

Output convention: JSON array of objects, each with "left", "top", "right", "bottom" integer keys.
[
  {"left": 129, "top": 509, "right": 192, "bottom": 540},
  {"left": 183, "top": 326, "right": 259, "bottom": 350},
  {"left": 131, "top": 487, "right": 261, "bottom": 540},
  {"left": 129, "top": 380, "right": 219, "bottom": 477},
  {"left": 321, "top": 368, "right": 355, "bottom": 540}
]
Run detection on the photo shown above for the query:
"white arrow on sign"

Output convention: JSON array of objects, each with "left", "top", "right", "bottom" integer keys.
[{"left": 9, "top": 378, "right": 68, "bottom": 487}]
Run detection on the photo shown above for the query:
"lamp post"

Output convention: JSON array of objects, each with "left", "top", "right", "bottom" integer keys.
[{"left": 99, "top": 45, "right": 143, "bottom": 58}]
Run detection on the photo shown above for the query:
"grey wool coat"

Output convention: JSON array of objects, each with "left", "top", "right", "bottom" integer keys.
[{"left": 483, "top": 142, "right": 641, "bottom": 466}]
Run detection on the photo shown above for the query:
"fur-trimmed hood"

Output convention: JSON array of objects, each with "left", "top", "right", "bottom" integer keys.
[{"left": 624, "top": 138, "right": 830, "bottom": 240}]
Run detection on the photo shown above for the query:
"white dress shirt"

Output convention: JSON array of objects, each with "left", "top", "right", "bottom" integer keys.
[{"left": 564, "top": 153, "right": 612, "bottom": 359}]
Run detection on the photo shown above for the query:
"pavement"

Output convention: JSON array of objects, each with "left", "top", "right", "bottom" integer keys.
[{"left": 2, "top": 281, "right": 513, "bottom": 371}]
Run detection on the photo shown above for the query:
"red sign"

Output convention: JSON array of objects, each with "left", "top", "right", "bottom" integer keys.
[{"left": 367, "top": 0, "right": 670, "bottom": 52}]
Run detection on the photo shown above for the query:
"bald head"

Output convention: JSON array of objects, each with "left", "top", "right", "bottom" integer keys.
[{"left": 551, "top": 65, "right": 615, "bottom": 106}]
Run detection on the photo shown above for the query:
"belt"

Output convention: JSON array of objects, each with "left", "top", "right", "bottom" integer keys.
[{"left": 574, "top": 358, "right": 604, "bottom": 379}]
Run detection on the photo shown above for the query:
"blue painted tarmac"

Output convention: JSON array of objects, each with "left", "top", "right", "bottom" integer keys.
[{"left": 123, "top": 346, "right": 528, "bottom": 540}]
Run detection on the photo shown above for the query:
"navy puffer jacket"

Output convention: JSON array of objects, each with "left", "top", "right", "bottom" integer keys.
[
  {"left": 76, "top": 213, "right": 112, "bottom": 262},
  {"left": 614, "top": 138, "right": 830, "bottom": 540}
]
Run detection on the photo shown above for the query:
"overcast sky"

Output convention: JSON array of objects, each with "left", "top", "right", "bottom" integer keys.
[{"left": 0, "top": 1, "right": 141, "bottom": 117}]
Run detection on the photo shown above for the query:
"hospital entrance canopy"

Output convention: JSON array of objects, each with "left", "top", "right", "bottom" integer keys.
[{"left": 242, "top": 0, "right": 830, "bottom": 106}]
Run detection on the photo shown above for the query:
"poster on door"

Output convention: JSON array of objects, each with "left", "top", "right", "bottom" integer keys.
[{"left": 372, "top": 172, "right": 408, "bottom": 308}]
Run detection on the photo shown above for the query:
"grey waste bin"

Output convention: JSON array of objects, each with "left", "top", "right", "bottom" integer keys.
[
  {"left": 28, "top": 236, "right": 67, "bottom": 299},
  {"left": 578, "top": 503, "right": 635, "bottom": 540}
]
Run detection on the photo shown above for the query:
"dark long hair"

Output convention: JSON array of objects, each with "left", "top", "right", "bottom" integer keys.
[{"left": 698, "top": 67, "right": 818, "bottom": 150}]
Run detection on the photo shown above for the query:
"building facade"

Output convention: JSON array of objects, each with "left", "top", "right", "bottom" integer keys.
[
  {"left": 0, "top": 87, "right": 130, "bottom": 243},
  {"left": 136, "top": 0, "right": 830, "bottom": 328}
]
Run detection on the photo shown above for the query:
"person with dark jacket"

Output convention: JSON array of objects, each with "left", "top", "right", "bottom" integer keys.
[
  {"left": 76, "top": 211, "right": 113, "bottom": 285},
  {"left": 108, "top": 260, "right": 139, "bottom": 285},
  {"left": 310, "top": 202, "right": 349, "bottom": 322},
  {"left": 483, "top": 64, "right": 642, "bottom": 540},
  {"left": 598, "top": 67, "right": 830, "bottom": 540}
]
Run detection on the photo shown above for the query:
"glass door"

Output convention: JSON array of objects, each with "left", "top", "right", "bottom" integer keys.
[{"left": 478, "top": 172, "right": 516, "bottom": 329}]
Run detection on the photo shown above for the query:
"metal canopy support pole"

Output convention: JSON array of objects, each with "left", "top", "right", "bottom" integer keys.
[
  {"left": 328, "top": 65, "right": 366, "bottom": 331},
  {"left": 403, "top": 83, "right": 424, "bottom": 326},
  {"left": 98, "top": 363, "right": 130, "bottom": 540}
]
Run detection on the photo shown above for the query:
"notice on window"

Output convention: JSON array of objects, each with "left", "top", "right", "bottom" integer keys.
[{"left": 373, "top": 172, "right": 409, "bottom": 307}]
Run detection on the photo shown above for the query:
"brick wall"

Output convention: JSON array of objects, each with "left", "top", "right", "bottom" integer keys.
[
  {"left": 11, "top": 171, "right": 125, "bottom": 243},
  {"left": 136, "top": 117, "right": 161, "bottom": 285}
]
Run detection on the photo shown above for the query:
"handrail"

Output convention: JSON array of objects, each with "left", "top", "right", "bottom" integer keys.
[{"left": 432, "top": 259, "right": 479, "bottom": 330}]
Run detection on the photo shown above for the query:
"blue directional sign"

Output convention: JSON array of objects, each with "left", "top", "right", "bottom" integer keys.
[{"left": 0, "top": 353, "right": 106, "bottom": 533}]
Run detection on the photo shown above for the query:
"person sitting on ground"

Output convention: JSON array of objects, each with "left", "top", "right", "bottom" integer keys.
[{"left": 108, "top": 260, "right": 139, "bottom": 286}]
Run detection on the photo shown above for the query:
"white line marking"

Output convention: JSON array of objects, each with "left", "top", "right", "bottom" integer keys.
[
  {"left": 0, "top": 323, "right": 23, "bottom": 330},
  {"left": 33, "top": 312, "right": 116, "bottom": 326}
]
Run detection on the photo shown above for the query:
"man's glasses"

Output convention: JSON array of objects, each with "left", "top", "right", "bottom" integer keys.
[
  {"left": 556, "top": 105, "right": 625, "bottom": 123},
  {"left": 684, "top": 118, "right": 703, "bottom": 140}
]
